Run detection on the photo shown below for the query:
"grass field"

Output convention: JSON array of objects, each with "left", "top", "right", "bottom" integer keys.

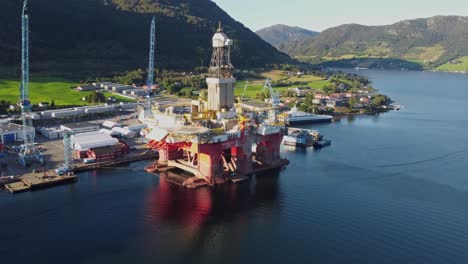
[
  {"left": 435, "top": 56, "right": 468, "bottom": 72},
  {"left": 234, "top": 70, "right": 331, "bottom": 98},
  {"left": 0, "top": 77, "right": 134, "bottom": 106}
]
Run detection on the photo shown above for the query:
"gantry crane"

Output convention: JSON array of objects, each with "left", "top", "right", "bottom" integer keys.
[{"left": 18, "top": 0, "right": 44, "bottom": 167}]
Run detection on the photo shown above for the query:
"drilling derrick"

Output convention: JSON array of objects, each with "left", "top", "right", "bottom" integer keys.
[
  {"left": 18, "top": 0, "right": 43, "bottom": 167},
  {"left": 206, "top": 22, "right": 235, "bottom": 111}
]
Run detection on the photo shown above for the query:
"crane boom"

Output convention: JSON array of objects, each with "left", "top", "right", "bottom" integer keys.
[
  {"left": 241, "top": 81, "right": 249, "bottom": 101},
  {"left": 18, "top": 0, "right": 43, "bottom": 167},
  {"left": 145, "top": 17, "right": 156, "bottom": 118},
  {"left": 263, "top": 78, "right": 281, "bottom": 107}
]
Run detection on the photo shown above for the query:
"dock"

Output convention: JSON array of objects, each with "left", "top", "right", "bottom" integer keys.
[
  {"left": 2, "top": 150, "right": 157, "bottom": 194},
  {"left": 5, "top": 174, "right": 77, "bottom": 194},
  {"left": 74, "top": 151, "right": 157, "bottom": 173}
]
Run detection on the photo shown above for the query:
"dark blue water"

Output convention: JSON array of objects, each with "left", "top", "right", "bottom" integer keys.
[{"left": 2, "top": 70, "right": 468, "bottom": 263}]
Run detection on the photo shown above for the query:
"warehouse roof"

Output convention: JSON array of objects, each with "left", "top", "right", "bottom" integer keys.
[
  {"left": 71, "top": 132, "right": 119, "bottom": 150},
  {"left": 0, "top": 123, "right": 33, "bottom": 133},
  {"left": 61, "top": 122, "right": 99, "bottom": 129}
]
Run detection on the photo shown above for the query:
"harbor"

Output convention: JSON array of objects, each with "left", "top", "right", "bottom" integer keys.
[{"left": 3, "top": 68, "right": 468, "bottom": 264}]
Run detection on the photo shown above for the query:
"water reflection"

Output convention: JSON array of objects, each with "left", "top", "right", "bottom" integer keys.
[
  {"left": 144, "top": 170, "right": 282, "bottom": 227},
  {"left": 140, "top": 170, "right": 282, "bottom": 262}
]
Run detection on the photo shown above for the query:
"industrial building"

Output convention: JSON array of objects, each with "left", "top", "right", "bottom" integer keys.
[
  {"left": 87, "top": 143, "right": 129, "bottom": 162},
  {"left": 102, "top": 121, "right": 122, "bottom": 129},
  {"left": 61, "top": 122, "right": 100, "bottom": 134},
  {"left": 0, "top": 123, "right": 35, "bottom": 144},
  {"left": 39, "top": 127, "right": 64, "bottom": 139},
  {"left": 119, "top": 102, "right": 138, "bottom": 109},
  {"left": 112, "top": 127, "right": 137, "bottom": 138},
  {"left": 123, "top": 89, "right": 147, "bottom": 96},
  {"left": 112, "top": 85, "right": 133, "bottom": 93},
  {"left": 51, "top": 109, "right": 85, "bottom": 118}
]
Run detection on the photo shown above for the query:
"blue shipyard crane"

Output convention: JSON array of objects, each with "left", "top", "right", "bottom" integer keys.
[
  {"left": 263, "top": 78, "right": 281, "bottom": 107},
  {"left": 144, "top": 16, "right": 156, "bottom": 119},
  {"left": 18, "top": 0, "right": 44, "bottom": 167}
]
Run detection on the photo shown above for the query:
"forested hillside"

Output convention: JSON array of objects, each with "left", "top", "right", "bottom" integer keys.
[
  {"left": 276, "top": 16, "right": 468, "bottom": 70},
  {"left": 0, "top": 0, "right": 292, "bottom": 77}
]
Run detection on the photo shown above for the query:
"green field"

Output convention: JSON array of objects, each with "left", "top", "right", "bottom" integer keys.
[
  {"left": 436, "top": 57, "right": 468, "bottom": 72},
  {"left": 0, "top": 77, "right": 135, "bottom": 106},
  {"left": 234, "top": 71, "right": 331, "bottom": 98}
]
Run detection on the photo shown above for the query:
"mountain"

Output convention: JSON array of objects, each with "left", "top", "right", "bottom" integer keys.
[
  {"left": 278, "top": 16, "right": 468, "bottom": 70},
  {"left": 256, "top": 25, "right": 319, "bottom": 49},
  {"left": 0, "top": 0, "right": 292, "bottom": 77}
]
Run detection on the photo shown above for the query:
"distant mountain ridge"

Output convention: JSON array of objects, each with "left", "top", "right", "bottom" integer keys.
[
  {"left": 270, "top": 16, "right": 468, "bottom": 70},
  {"left": 256, "top": 24, "right": 319, "bottom": 49},
  {"left": 0, "top": 0, "right": 292, "bottom": 77}
]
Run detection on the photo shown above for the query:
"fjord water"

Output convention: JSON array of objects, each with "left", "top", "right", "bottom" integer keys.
[{"left": 2, "top": 70, "right": 468, "bottom": 263}]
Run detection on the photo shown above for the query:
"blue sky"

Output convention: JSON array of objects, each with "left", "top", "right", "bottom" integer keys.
[{"left": 213, "top": 0, "right": 468, "bottom": 31}]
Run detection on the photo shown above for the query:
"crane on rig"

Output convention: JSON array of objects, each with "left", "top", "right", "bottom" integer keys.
[
  {"left": 143, "top": 17, "right": 156, "bottom": 119},
  {"left": 241, "top": 81, "right": 249, "bottom": 101},
  {"left": 18, "top": 0, "right": 44, "bottom": 167},
  {"left": 262, "top": 78, "right": 281, "bottom": 107}
]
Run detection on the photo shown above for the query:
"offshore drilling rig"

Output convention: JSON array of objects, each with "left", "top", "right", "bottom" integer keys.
[{"left": 145, "top": 22, "right": 289, "bottom": 188}]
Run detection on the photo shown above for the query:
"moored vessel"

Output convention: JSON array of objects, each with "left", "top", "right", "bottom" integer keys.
[
  {"left": 283, "top": 128, "right": 322, "bottom": 147},
  {"left": 278, "top": 106, "right": 333, "bottom": 125}
]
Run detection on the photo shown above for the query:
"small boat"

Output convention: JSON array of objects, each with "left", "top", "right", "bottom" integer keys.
[{"left": 313, "top": 139, "right": 332, "bottom": 148}]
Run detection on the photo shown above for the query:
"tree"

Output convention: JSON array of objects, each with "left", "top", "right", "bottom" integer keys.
[
  {"left": 87, "top": 91, "right": 106, "bottom": 103},
  {"left": 372, "top": 95, "right": 390, "bottom": 106},
  {"left": 50, "top": 99, "right": 56, "bottom": 109},
  {"left": 199, "top": 90, "right": 208, "bottom": 101},
  {"left": 348, "top": 97, "right": 356, "bottom": 109}
]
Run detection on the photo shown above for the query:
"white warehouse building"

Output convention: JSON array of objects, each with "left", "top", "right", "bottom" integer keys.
[
  {"left": 0, "top": 123, "right": 35, "bottom": 144},
  {"left": 60, "top": 122, "right": 100, "bottom": 134}
]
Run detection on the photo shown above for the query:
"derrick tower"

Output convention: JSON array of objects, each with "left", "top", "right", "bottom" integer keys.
[
  {"left": 206, "top": 22, "right": 235, "bottom": 111},
  {"left": 18, "top": 0, "right": 43, "bottom": 167}
]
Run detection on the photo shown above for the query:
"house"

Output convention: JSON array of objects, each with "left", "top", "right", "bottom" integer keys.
[
  {"left": 317, "top": 106, "right": 328, "bottom": 112},
  {"left": 360, "top": 97, "right": 371, "bottom": 104},
  {"left": 141, "top": 84, "right": 160, "bottom": 90},
  {"left": 353, "top": 103, "right": 365, "bottom": 109},
  {"left": 312, "top": 99, "right": 327, "bottom": 105},
  {"left": 314, "top": 93, "right": 327, "bottom": 100},
  {"left": 326, "top": 98, "right": 348, "bottom": 108},
  {"left": 289, "top": 86, "right": 312, "bottom": 97},
  {"left": 329, "top": 93, "right": 348, "bottom": 99},
  {"left": 76, "top": 84, "right": 98, "bottom": 91},
  {"left": 38, "top": 102, "right": 49, "bottom": 108}
]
